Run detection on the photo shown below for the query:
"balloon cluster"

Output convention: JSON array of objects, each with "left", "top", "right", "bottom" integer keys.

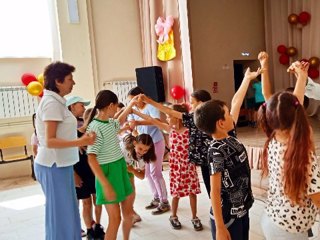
[
  {"left": 288, "top": 11, "right": 311, "bottom": 27},
  {"left": 21, "top": 73, "right": 44, "bottom": 97},
  {"left": 170, "top": 85, "right": 185, "bottom": 100},
  {"left": 277, "top": 45, "right": 319, "bottom": 79},
  {"left": 277, "top": 45, "right": 297, "bottom": 65}
]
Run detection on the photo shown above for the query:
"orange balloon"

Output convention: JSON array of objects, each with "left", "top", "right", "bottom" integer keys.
[
  {"left": 288, "top": 14, "right": 298, "bottom": 25},
  {"left": 27, "top": 82, "right": 43, "bottom": 96},
  {"left": 286, "top": 47, "right": 297, "bottom": 57},
  {"left": 309, "top": 57, "right": 320, "bottom": 68}
]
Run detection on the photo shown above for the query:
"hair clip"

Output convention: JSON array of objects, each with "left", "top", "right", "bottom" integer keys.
[
  {"left": 262, "top": 102, "right": 266, "bottom": 107},
  {"left": 294, "top": 101, "right": 299, "bottom": 106}
]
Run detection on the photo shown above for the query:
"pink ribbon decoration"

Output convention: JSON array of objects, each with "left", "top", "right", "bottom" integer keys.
[{"left": 155, "top": 16, "right": 174, "bottom": 44}]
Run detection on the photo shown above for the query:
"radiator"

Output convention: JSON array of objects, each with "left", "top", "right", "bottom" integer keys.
[
  {"left": 103, "top": 80, "right": 137, "bottom": 106},
  {"left": 0, "top": 86, "right": 38, "bottom": 119}
]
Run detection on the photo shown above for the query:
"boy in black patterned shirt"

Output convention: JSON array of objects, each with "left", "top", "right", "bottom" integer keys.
[{"left": 194, "top": 67, "right": 260, "bottom": 240}]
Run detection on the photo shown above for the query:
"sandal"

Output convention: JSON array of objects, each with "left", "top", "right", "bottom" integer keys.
[
  {"left": 191, "top": 217, "right": 203, "bottom": 231},
  {"left": 169, "top": 216, "right": 182, "bottom": 230},
  {"left": 132, "top": 213, "right": 142, "bottom": 224}
]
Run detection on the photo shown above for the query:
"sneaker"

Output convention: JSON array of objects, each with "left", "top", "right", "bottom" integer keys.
[
  {"left": 151, "top": 202, "right": 170, "bottom": 215},
  {"left": 145, "top": 198, "right": 160, "bottom": 209},
  {"left": 93, "top": 223, "right": 105, "bottom": 240},
  {"left": 86, "top": 228, "right": 95, "bottom": 240},
  {"left": 132, "top": 213, "right": 142, "bottom": 224},
  {"left": 169, "top": 216, "right": 182, "bottom": 230},
  {"left": 81, "top": 229, "right": 87, "bottom": 238},
  {"left": 191, "top": 217, "right": 203, "bottom": 231}
]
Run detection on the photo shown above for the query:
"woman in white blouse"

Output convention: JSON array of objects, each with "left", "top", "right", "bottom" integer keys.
[{"left": 34, "top": 62, "right": 95, "bottom": 240}]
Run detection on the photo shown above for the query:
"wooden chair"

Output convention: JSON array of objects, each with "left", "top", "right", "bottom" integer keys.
[{"left": 0, "top": 135, "right": 35, "bottom": 180}]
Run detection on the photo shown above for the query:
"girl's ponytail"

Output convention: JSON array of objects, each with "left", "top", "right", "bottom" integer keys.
[
  {"left": 83, "top": 106, "right": 97, "bottom": 129},
  {"left": 259, "top": 102, "right": 275, "bottom": 178},
  {"left": 258, "top": 103, "right": 272, "bottom": 137},
  {"left": 284, "top": 103, "right": 313, "bottom": 204},
  {"left": 123, "top": 134, "right": 137, "bottom": 160}
]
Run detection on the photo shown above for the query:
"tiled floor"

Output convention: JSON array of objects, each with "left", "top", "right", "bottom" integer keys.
[
  {"left": 1, "top": 120, "right": 320, "bottom": 239},
  {"left": 1, "top": 170, "right": 319, "bottom": 240}
]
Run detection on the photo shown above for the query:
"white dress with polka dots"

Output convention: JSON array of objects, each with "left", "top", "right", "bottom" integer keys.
[{"left": 266, "top": 138, "right": 320, "bottom": 233}]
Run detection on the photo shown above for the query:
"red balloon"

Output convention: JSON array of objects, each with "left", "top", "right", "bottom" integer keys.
[
  {"left": 277, "top": 45, "right": 287, "bottom": 54},
  {"left": 298, "top": 11, "right": 311, "bottom": 25},
  {"left": 170, "top": 85, "right": 185, "bottom": 100},
  {"left": 308, "top": 68, "right": 319, "bottom": 79},
  {"left": 21, "top": 73, "right": 37, "bottom": 86},
  {"left": 279, "top": 54, "right": 289, "bottom": 65}
]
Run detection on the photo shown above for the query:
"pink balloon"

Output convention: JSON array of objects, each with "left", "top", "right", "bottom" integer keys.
[{"left": 170, "top": 85, "right": 185, "bottom": 100}]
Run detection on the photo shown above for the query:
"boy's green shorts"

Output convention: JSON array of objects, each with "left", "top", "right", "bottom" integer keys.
[{"left": 95, "top": 158, "right": 133, "bottom": 205}]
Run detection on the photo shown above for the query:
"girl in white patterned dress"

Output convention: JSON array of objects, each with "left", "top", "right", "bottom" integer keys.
[{"left": 258, "top": 56, "right": 320, "bottom": 239}]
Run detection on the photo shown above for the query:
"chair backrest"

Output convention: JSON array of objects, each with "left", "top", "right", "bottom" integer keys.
[{"left": 0, "top": 136, "right": 27, "bottom": 149}]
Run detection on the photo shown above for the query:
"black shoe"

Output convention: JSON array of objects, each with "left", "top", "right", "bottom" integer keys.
[
  {"left": 93, "top": 223, "right": 105, "bottom": 240},
  {"left": 81, "top": 229, "right": 87, "bottom": 238},
  {"left": 151, "top": 202, "right": 170, "bottom": 215},
  {"left": 86, "top": 228, "right": 95, "bottom": 240},
  {"left": 145, "top": 198, "right": 160, "bottom": 209}
]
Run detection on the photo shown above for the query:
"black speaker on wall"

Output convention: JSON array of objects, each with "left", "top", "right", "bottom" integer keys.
[{"left": 135, "top": 66, "right": 165, "bottom": 102}]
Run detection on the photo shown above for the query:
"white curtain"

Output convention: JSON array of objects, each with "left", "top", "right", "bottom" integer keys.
[{"left": 264, "top": 0, "right": 320, "bottom": 116}]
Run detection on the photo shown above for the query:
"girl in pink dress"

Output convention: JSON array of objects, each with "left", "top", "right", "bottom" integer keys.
[{"left": 132, "top": 104, "right": 202, "bottom": 231}]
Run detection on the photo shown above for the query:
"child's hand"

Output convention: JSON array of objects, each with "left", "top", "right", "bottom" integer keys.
[
  {"left": 258, "top": 51, "right": 269, "bottom": 68},
  {"left": 74, "top": 173, "right": 83, "bottom": 188},
  {"left": 129, "top": 120, "right": 137, "bottom": 130},
  {"left": 287, "top": 61, "right": 309, "bottom": 78},
  {"left": 216, "top": 226, "right": 231, "bottom": 240},
  {"left": 244, "top": 67, "right": 262, "bottom": 81},
  {"left": 139, "top": 94, "right": 150, "bottom": 103},
  {"left": 79, "top": 146, "right": 87, "bottom": 154},
  {"left": 103, "top": 185, "right": 117, "bottom": 202},
  {"left": 122, "top": 122, "right": 131, "bottom": 132},
  {"left": 127, "top": 165, "right": 134, "bottom": 173},
  {"left": 81, "top": 131, "right": 96, "bottom": 146}
]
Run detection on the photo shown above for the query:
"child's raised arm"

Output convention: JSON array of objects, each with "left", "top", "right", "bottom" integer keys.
[
  {"left": 140, "top": 94, "right": 183, "bottom": 120},
  {"left": 258, "top": 51, "right": 272, "bottom": 101},
  {"left": 287, "top": 61, "right": 309, "bottom": 105},
  {"left": 231, "top": 67, "right": 261, "bottom": 124},
  {"left": 132, "top": 109, "right": 171, "bottom": 133},
  {"left": 116, "top": 97, "right": 138, "bottom": 125}
]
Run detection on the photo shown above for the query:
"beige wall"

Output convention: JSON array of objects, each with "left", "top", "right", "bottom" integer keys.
[
  {"left": 188, "top": 0, "right": 265, "bottom": 105},
  {"left": 55, "top": 0, "right": 96, "bottom": 102},
  {"left": 0, "top": 58, "right": 51, "bottom": 86},
  {"left": 89, "top": 0, "right": 143, "bottom": 88},
  {"left": 0, "top": 0, "right": 143, "bottom": 178},
  {"left": 0, "top": 58, "right": 50, "bottom": 178}
]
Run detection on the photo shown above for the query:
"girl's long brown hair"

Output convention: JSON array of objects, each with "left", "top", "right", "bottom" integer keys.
[
  {"left": 258, "top": 92, "right": 314, "bottom": 204},
  {"left": 123, "top": 134, "right": 156, "bottom": 163}
]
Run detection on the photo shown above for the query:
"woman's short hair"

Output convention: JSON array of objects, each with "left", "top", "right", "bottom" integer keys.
[{"left": 44, "top": 62, "right": 75, "bottom": 93}]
